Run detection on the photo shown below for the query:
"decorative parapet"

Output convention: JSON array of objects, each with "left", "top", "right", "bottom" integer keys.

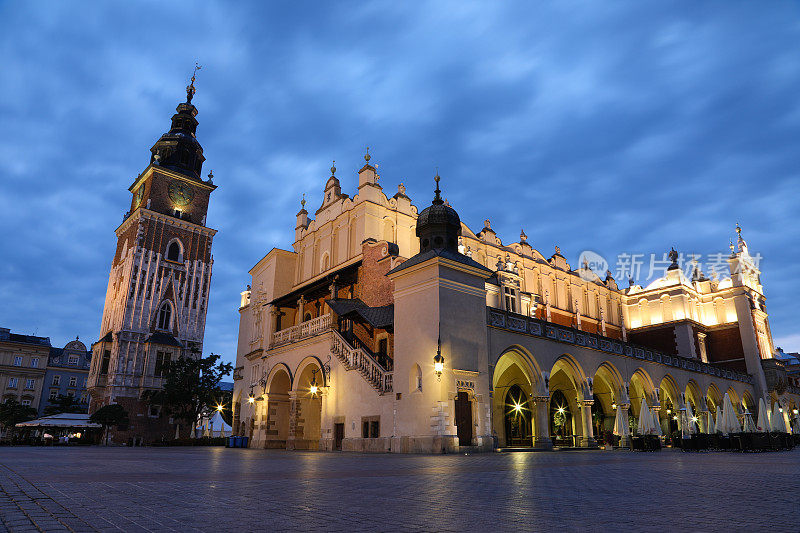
[
  {"left": 486, "top": 307, "right": 754, "bottom": 385},
  {"left": 269, "top": 314, "right": 332, "bottom": 348}
]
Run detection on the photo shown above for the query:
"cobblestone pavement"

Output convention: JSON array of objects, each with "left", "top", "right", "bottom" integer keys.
[{"left": 0, "top": 447, "right": 798, "bottom": 532}]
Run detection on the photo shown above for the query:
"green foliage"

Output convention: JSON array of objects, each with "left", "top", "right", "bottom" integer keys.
[
  {"left": 89, "top": 404, "right": 129, "bottom": 429},
  {"left": 0, "top": 398, "right": 38, "bottom": 433},
  {"left": 44, "top": 394, "right": 87, "bottom": 416},
  {"left": 148, "top": 353, "right": 233, "bottom": 429}
]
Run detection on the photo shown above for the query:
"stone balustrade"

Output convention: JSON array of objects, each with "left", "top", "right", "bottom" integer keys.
[{"left": 269, "top": 314, "right": 332, "bottom": 348}]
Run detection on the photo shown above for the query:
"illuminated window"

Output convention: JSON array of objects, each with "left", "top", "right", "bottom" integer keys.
[
  {"left": 68, "top": 376, "right": 77, "bottom": 387},
  {"left": 7, "top": 378, "right": 18, "bottom": 389},
  {"left": 504, "top": 287, "right": 517, "bottom": 313},
  {"left": 13, "top": 356, "right": 22, "bottom": 367},
  {"left": 31, "top": 358, "right": 39, "bottom": 368},
  {"left": 68, "top": 355, "right": 78, "bottom": 365}
]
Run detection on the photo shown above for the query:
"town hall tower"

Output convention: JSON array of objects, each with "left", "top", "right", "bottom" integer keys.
[{"left": 87, "top": 70, "right": 217, "bottom": 443}]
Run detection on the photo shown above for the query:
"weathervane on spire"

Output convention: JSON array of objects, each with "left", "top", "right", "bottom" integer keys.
[
  {"left": 364, "top": 146, "right": 371, "bottom": 163},
  {"left": 186, "top": 62, "right": 202, "bottom": 104},
  {"left": 301, "top": 193, "right": 306, "bottom": 210},
  {"left": 433, "top": 170, "right": 443, "bottom": 204}
]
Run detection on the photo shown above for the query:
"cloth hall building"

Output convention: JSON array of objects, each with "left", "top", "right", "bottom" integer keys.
[{"left": 232, "top": 154, "right": 799, "bottom": 452}]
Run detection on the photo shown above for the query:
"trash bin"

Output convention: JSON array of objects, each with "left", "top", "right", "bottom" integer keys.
[
  {"left": 241, "top": 436, "right": 249, "bottom": 448},
  {"left": 233, "top": 436, "right": 242, "bottom": 448},
  {"left": 227, "top": 436, "right": 235, "bottom": 448}
]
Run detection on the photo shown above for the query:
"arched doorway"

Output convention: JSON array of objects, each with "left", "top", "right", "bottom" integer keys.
[
  {"left": 629, "top": 368, "right": 655, "bottom": 435},
  {"left": 504, "top": 384, "right": 532, "bottom": 447},
  {"left": 659, "top": 375, "right": 680, "bottom": 437},
  {"left": 550, "top": 389, "right": 573, "bottom": 446},
  {"left": 292, "top": 358, "right": 324, "bottom": 450},
  {"left": 265, "top": 366, "right": 291, "bottom": 449},
  {"left": 550, "top": 355, "right": 591, "bottom": 447},
  {"left": 593, "top": 362, "right": 625, "bottom": 445},
  {"left": 492, "top": 348, "right": 548, "bottom": 448}
]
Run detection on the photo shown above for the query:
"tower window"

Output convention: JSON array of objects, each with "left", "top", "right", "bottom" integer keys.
[
  {"left": 157, "top": 302, "right": 173, "bottom": 330},
  {"left": 100, "top": 350, "right": 111, "bottom": 374},
  {"left": 154, "top": 351, "right": 170, "bottom": 377},
  {"left": 167, "top": 242, "right": 181, "bottom": 262}
]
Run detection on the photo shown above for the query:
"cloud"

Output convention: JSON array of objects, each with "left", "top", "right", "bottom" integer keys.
[{"left": 0, "top": 1, "right": 799, "bottom": 365}]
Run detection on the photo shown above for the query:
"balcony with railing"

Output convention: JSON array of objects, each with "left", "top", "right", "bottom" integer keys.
[{"left": 269, "top": 314, "right": 332, "bottom": 349}]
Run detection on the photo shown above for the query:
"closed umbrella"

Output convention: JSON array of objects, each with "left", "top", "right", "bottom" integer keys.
[
  {"left": 686, "top": 403, "right": 697, "bottom": 435},
  {"left": 715, "top": 405, "right": 724, "bottom": 434},
  {"left": 707, "top": 410, "right": 716, "bottom": 433},
  {"left": 204, "top": 421, "right": 212, "bottom": 438},
  {"left": 722, "top": 393, "right": 741, "bottom": 434},
  {"left": 653, "top": 411, "right": 663, "bottom": 436},
  {"left": 637, "top": 398, "right": 653, "bottom": 435},
  {"left": 742, "top": 410, "right": 756, "bottom": 433},
  {"left": 678, "top": 408, "right": 688, "bottom": 436},
  {"left": 613, "top": 405, "right": 629, "bottom": 437},
  {"left": 756, "top": 398, "right": 769, "bottom": 432},
  {"left": 771, "top": 404, "right": 787, "bottom": 433},
  {"left": 174, "top": 424, "right": 180, "bottom": 440}
]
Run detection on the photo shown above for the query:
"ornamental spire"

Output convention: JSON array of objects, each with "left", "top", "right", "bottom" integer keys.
[
  {"left": 186, "top": 62, "right": 201, "bottom": 104},
  {"left": 433, "top": 171, "right": 443, "bottom": 205}
]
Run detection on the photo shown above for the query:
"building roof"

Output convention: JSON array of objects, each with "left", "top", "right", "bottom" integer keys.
[
  {"left": 387, "top": 247, "right": 492, "bottom": 276},
  {"left": 326, "top": 299, "right": 394, "bottom": 329},
  {"left": 16, "top": 413, "right": 101, "bottom": 429},
  {"left": 145, "top": 332, "right": 184, "bottom": 347},
  {"left": 0, "top": 327, "right": 51, "bottom": 347}
]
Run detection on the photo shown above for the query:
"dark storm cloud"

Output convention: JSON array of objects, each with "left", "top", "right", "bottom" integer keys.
[{"left": 1, "top": 0, "right": 798, "bottom": 362}]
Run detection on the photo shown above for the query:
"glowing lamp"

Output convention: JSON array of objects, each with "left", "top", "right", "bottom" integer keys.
[
  {"left": 612, "top": 403, "right": 617, "bottom": 410},
  {"left": 309, "top": 368, "right": 320, "bottom": 395},
  {"left": 691, "top": 416, "right": 698, "bottom": 423},
  {"left": 216, "top": 404, "right": 224, "bottom": 412},
  {"left": 310, "top": 384, "right": 318, "bottom": 395},
  {"left": 794, "top": 409, "right": 799, "bottom": 415},
  {"left": 666, "top": 409, "right": 672, "bottom": 415},
  {"left": 779, "top": 407, "right": 783, "bottom": 413},
  {"left": 557, "top": 407, "right": 566, "bottom": 415},
  {"left": 433, "top": 326, "right": 445, "bottom": 381},
  {"left": 247, "top": 395, "right": 255, "bottom": 404}
]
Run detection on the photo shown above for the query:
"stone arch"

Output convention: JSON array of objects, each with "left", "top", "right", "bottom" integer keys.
[
  {"left": 592, "top": 361, "right": 625, "bottom": 442},
  {"left": 264, "top": 364, "right": 293, "bottom": 448},
  {"left": 291, "top": 356, "right": 325, "bottom": 449},
  {"left": 725, "top": 387, "right": 741, "bottom": 416},
  {"left": 166, "top": 237, "right": 184, "bottom": 262},
  {"left": 658, "top": 374, "right": 681, "bottom": 435},
  {"left": 706, "top": 383, "right": 722, "bottom": 415},
  {"left": 549, "top": 354, "right": 592, "bottom": 447},
  {"left": 492, "top": 346, "right": 545, "bottom": 448},
  {"left": 742, "top": 389, "right": 756, "bottom": 414},
  {"left": 685, "top": 380, "right": 703, "bottom": 411},
  {"left": 629, "top": 367, "right": 656, "bottom": 418}
]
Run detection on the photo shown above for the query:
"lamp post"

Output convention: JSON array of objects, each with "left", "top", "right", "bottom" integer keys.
[
  {"left": 309, "top": 368, "right": 319, "bottom": 396},
  {"left": 433, "top": 329, "right": 444, "bottom": 381}
]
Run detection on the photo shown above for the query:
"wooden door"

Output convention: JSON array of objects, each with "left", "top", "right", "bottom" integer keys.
[
  {"left": 454, "top": 391, "right": 473, "bottom": 446},
  {"left": 334, "top": 423, "right": 344, "bottom": 451}
]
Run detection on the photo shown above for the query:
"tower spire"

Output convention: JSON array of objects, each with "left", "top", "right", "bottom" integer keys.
[
  {"left": 186, "top": 62, "right": 202, "bottom": 104},
  {"left": 433, "top": 171, "right": 443, "bottom": 205}
]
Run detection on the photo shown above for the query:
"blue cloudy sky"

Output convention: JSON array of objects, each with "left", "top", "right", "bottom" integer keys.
[{"left": 1, "top": 1, "right": 799, "bottom": 366}]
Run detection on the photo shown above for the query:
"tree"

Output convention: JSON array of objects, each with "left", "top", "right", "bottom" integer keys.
[
  {"left": 0, "top": 398, "right": 37, "bottom": 438},
  {"left": 43, "top": 394, "right": 87, "bottom": 416},
  {"left": 90, "top": 404, "right": 129, "bottom": 445},
  {"left": 149, "top": 353, "right": 233, "bottom": 438}
]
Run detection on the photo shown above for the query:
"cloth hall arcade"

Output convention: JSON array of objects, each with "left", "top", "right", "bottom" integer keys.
[{"left": 232, "top": 153, "right": 799, "bottom": 452}]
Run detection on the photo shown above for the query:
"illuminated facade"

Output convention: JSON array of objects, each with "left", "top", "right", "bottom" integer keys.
[{"left": 233, "top": 153, "right": 799, "bottom": 452}]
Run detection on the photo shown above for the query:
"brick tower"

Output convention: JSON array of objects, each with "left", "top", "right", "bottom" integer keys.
[{"left": 87, "top": 70, "right": 217, "bottom": 443}]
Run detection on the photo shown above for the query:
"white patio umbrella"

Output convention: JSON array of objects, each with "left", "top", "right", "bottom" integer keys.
[
  {"left": 204, "top": 421, "right": 212, "bottom": 437},
  {"left": 722, "top": 393, "right": 741, "bottom": 434},
  {"left": 715, "top": 404, "right": 724, "bottom": 434},
  {"left": 678, "top": 408, "right": 689, "bottom": 436},
  {"left": 742, "top": 410, "right": 756, "bottom": 433},
  {"left": 174, "top": 424, "right": 180, "bottom": 440},
  {"left": 707, "top": 410, "right": 716, "bottom": 433},
  {"left": 771, "top": 403, "right": 787, "bottom": 433},
  {"left": 685, "top": 402, "right": 697, "bottom": 435},
  {"left": 637, "top": 398, "right": 653, "bottom": 435},
  {"left": 756, "top": 398, "right": 769, "bottom": 432},
  {"left": 613, "top": 405, "right": 629, "bottom": 437},
  {"left": 652, "top": 411, "right": 663, "bottom": 436}
]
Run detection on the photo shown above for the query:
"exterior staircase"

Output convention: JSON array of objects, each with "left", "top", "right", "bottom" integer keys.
[{"left": 331, "top": 329, "right": 393, "bottom": 394}]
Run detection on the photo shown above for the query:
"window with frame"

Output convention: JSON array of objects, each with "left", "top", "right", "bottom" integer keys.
[
  {"left": 13, "top": 356, "right": 22, "bottom": 367},
  {"left": 167, "top": 241, "right": 181, "bottom": 262},
  {"left": 361, "top": 416, "right": 380, "bottom": 438},
  {"left": 157, "top": 302, "right": 172, "bottom": 330},
  {"left": 69, "top": 376, "right": 77, "bottom": 387},
  {"left": 154, "top": 351, "right": 170, "bottom": 378},
  {"left": 20, "top": 399, "right": 31, "bottom": 407},
  {"left": 100, "top": 350, "right": 111, "bottom": 374},
  {"left": 49, "top": 390, "right": 58, "bottom": 400},
  {"left": 8, "top": 378, "right": 18, "bottom": 388},
  {"left": 31, "top": 358, "right": 39, "bottom": 368},
  {"left": 504, "top": 287, "right": 517, "bottom": 313},
  {"left": 52, "top": 375, "right": 60, "bottom": 386},
  {"left": 68, "top": 355, "right": 79, "bottom": 365},
  {"left": 25, "top": 379, "right": 34, "bottom": 390}
]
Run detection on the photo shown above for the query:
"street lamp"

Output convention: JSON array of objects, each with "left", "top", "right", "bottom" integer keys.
[
  {"left": 433, "top": 326, "right": 444, "bottom": 381},
  {"left": 309, "top": 368, "right": 319, "bottom": 395}
]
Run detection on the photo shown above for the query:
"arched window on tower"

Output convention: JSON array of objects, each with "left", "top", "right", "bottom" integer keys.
[
  {"left": 157, "top": 302, "right": 173, "bottom": 331},
  {"left": 167, "top": 241, "right": 181, "bottom": 262}
]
